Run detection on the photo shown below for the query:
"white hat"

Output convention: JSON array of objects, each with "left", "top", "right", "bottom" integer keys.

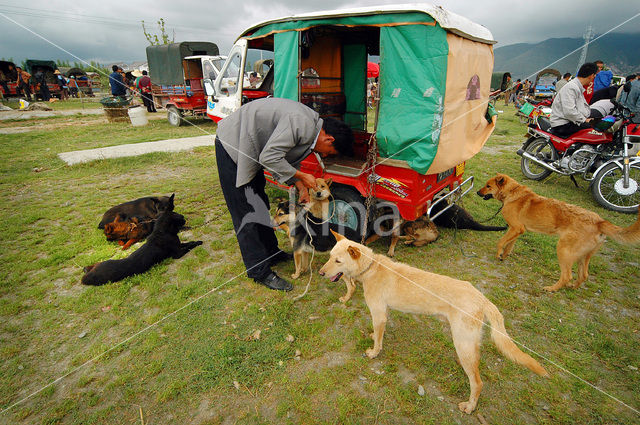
[{"left": 131, "top": 70, "right": 143, "bottom": 77}]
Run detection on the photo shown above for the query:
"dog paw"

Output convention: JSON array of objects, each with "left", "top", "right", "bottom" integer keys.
[
  {"left": 291, "top": 273, "right": 300, "bottom": 279},
  {"left": 458, "top": 401, "right": 476, "bottom": 414},
  {"left": 542, "top": 285, "right": 559, "bottom": 292},
  {"left": 339, "top": 295, "right": 350, "bottom": 303},
  {"left": 365, "top": 348, "right": 379, "bottom": 359}
]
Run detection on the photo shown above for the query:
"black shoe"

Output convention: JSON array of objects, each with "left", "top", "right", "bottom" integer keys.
[
  {"left": 255, "top": 272, "right": 293, "bottom": 292},
  {"left": 269, "top": 250, "right": 293, "bottom": 266}
]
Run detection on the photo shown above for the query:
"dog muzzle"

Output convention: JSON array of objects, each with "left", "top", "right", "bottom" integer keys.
[
  {"left": 477, "top": 190, "right": 493, "bottom": 200},
  {"left": 330, "top": 272, "right": 343, "bottom": 282}
]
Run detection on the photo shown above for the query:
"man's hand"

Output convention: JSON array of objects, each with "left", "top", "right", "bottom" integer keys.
[
  {"left": 295, "top": 171, "right": 317, "bottom": 190},
  {"left": 295, "top": 180, "right": 310, "bottom": 204}
]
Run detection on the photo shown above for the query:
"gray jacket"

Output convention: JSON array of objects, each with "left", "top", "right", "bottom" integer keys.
[
  {"left": 550, "top": 77, "right": 590, "bottom": 127},
  {"left": 216, "top": 98, "right": 322, "bottom": 188}
]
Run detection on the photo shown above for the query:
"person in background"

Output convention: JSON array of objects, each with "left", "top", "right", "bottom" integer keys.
[
  {"left": 509, "top": 78, "right": 523, "bottom": 107},
  {"left": 617, "top": 74, "right": 637, "bottom": 101},
  {"left": 550, "top": 62, "right": 598, "bottom": 138},
  {"left": 54, "top": 70, "right": 68, "bottom": 101},
  {"left": 68, "top": 76, "right": 79, "bottom": 98},
  {"left": 134, "top": 70, "right": 156, "bottom": 113},
  {"left": 502, "top": 73, "right": 513, "bottom": 105},
  {"left": 109, "top": 65, "right": 126, "bottom": 97},
  {"left": 249, "top": 72, "right": 260, "bottom": 88},
  {"left": 15, "top": 66, "right": 32, "bottom": 101},
  {"left": 554, "top": 73, "right": 571, "bottom": 96},
  {"left": 620, "top": 74, "right": 640, "bottom": 116},
  {"left": 34, "top": 68, "right": 51, "bottom": 101},
  {"left": 593, "top": 60, "right": 613, "bottom": 92},
  {"left": 0, "top": 69, "right": 9, "bottom": 97}
]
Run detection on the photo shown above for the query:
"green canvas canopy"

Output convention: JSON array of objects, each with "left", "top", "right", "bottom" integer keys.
[
  {"left": 146, "top": 41, "right": 219, "bottom": 85},
  {"left": 241, "top": 5, "right": 495, "bottom": 174},
  {"left": 25, "top": 59, "right": 58, "bottom": 74}
]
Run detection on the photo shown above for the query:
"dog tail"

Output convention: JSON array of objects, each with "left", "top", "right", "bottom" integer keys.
[
  {"left": 483, "top": 301, "right": 549, "bottom": 377},
  {"left": 599, "top": 209, "right": 640, "bottom": 244}
]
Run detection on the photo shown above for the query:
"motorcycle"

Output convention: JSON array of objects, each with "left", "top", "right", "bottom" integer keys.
[{"left": 517, "top": 100, "right": 640, "bottom": 213}]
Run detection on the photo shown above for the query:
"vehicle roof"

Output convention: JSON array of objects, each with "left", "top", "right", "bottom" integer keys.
[
  {"left": 240, "top": 3, "right": 495, "bottom": 44},
  {"left": 184, "top": 55, "right": 226, "bottom": 60}
]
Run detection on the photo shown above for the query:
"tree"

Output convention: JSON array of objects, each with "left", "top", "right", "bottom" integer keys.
[{"left": 142, "top": 18, "right": 175, "bottom": 45}]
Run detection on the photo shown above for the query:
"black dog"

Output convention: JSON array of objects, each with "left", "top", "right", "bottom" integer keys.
[
  {"left": 97, "top": 194, "right": 175, "bottom": 229},
  {"left": 82, "top": 209, "right": 202, "bottom": 286},
  {"left": 431, "top": 202, "right": 506, "bottom": 231}
]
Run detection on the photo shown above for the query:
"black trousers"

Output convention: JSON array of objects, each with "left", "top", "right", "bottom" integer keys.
[
  {"left": 550, "top": 121, "right": 591, "bottom": 139},
  {"left": 142, "top": 92, "right": 156, "bottom": 112},
  {"left": 215, "top": 137, "right": 280, "bottom": 279},
  {"left": 17, "top": 80, "right": 31, "bottom": 100}
]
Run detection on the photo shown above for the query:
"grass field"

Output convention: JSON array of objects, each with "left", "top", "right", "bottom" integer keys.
[{"left": 0, "top": 108, "right": 638, "bottom": 424}]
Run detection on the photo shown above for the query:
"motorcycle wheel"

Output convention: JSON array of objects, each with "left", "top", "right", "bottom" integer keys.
[
  {"left": 591, "top": 162, "right": 640, "bottom": 213},
  {"left": 521, "top": 137, "right": 557, "bottom": 181}
]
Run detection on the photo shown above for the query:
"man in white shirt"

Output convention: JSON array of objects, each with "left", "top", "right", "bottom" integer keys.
[
  {"left": 554, "top": 73, "right": 571, "bottom": 96},
  {"left": 550, "top": 63, "right": 598, "bottom": 138}
]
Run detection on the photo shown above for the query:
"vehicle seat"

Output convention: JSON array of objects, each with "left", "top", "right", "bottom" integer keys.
[{"left": 537, "top": 115, "right": 552, "bottom": 132}]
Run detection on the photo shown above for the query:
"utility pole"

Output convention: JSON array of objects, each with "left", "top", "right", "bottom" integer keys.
[{"left": 575, "top": 24, "right": 594, "bottom": 76}]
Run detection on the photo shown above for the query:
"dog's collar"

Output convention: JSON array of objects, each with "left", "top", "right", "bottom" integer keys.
[{"left": 352, "top": 257, "right": 375, "bottom": 279}]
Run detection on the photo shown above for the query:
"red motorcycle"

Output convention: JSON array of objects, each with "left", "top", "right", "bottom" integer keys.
[{"left": 517, "top": 101, "right": 640, "bottom": 212}]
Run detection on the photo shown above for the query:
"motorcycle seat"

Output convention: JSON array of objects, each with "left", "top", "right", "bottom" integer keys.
[{"left": 537, "top": 116, "right": 552, "bottom": 132}]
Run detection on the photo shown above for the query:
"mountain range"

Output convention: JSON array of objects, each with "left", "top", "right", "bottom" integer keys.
[{"left": 493, "top": 32, "right": 640, "bottom": 80}]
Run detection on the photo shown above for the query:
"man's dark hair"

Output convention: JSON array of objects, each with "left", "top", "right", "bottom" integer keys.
[
  {"left": 142, "top": 70, "right": 148, "bottom": 75},
  {"left": 16, "top": 67, "right": 21, "bottom": 71},
  {"left": 112, "top": 65, "right": 118, "bottom": 72},
  {"left": 322, "top": 117, "right": 354, "bottom": 157},
  {"left": 625, "top": 74, "right": 636, "bottom": 81},
  {"left": 577, "top": 62, "right": 598, "bottom": 78},
  {"left": 563, "top": 73, "right": 571, "bottom": 79}
]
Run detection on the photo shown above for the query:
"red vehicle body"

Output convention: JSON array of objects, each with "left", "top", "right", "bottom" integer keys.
[{"left": 265, "top": 131, "right": 468, "bottom": 222}]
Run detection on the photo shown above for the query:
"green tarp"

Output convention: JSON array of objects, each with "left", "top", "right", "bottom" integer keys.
[
  {"left": 246, "top": 13, "right": 434, "bottom": 39},
  {"left": 343, "top": 44, "right": 367, "bottom": 130},
  {"left": 274, "top": 31, "right": 299, "bottom": 100},
  {"left": 376, "top": 24, "right": 448, "bottom": 174},
  {"left": 146, "top": 42, "right": 219, "bottom": 85}
]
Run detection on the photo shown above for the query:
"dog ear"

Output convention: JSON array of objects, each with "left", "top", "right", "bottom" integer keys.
[
  {"left": 330, "top": 229, "right": 345, "bottom": 241},
  {"left": 495, "top": 175, "right": 506, "bottom": 187},
  {"left": 114, "top": 213, "right": 124, "bottom": 223},
  {"left": 326, "top": 178, "right": 333, "bottom": 187},
  {"left": 347, "top": 246, "right": 361, "bottom": 259},
  {"left": 168, "top": 194, "right": 175, "bottom": 211}
]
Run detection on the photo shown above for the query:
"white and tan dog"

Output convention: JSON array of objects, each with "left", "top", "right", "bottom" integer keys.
[{"left": 319, "top": 230, "right": 549, "bottom": 414}]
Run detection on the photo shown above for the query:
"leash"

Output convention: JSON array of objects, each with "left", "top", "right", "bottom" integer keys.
[
  {"left": 448, "top": 200, "right": 504, "bottom": 258},
  {"left": 292, "top": 194, "right": 335, "bottom": 302}
]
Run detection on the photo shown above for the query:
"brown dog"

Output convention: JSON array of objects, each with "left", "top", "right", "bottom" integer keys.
[
  {"left": 103, "top": 214, "right": 154, "bottom": 250},
  {"left": 319, "top": 231, "right": 548, "bottom": 413},
  {"left": 477, "top": 173, "right": 640, "bottom": 291},
  {"left": 365, "top": 214, "right": 439, "bottom": 257}
]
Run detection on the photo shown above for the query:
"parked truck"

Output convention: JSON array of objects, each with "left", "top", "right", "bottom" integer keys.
[{"left": 146, "top": 41, "right": 226, "bottom": 126}]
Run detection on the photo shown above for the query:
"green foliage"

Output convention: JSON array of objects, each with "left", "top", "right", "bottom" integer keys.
[
  {"left": 0, "top": 109, "right": 638, "bottom": 424},
  {"left": 142, "top": 18, "right": 175, "bottom": 46}
]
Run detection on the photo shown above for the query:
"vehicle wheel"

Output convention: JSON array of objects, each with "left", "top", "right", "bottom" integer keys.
[
  {"left": 521, "top": 137, "right": 557, "bottom": 180},
  {"left": 167, "top": 106, "right": 183, "bottom": 127},
  {"left": 591, "top": 162, "right": 640, "bottom": 213},
  {"left": 329, "top": 185, "right": 371, "bottom": 239}
]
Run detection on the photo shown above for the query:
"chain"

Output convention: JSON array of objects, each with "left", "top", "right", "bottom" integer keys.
[{"left": 361, "top": 132, "right": 378, "bottom": 243}]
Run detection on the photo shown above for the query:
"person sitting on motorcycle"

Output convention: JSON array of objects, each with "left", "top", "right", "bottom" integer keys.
[{"left": 549, "top": 62, "right": 598, "bottom": 139}]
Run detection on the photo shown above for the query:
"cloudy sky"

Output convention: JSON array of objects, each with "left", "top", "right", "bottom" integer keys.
[{"left": 1, "top": 1, "right": 639, "bottom": 66}]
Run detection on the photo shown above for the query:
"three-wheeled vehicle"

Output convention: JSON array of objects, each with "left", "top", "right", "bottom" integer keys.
[
  {"left": 534, "top": 68, "right": 561, "bottom": 99},
  {"left": 146, "top": 41, "right": 226, "bottom": 126},
  {"left": 205, "top": 5, "right": 496, "bottom": 234},
  {"left": 25, "top": 59, "right": 62, "bottom": 99},
  {"left": 0, "top": 60, "right": 19, "bottom": 97},
  {"left": 66, "top": 67, "right": 94, "bottom": 96}
]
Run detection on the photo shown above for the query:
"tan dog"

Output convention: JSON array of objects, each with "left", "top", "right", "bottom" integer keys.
[
  {"left": 305, "top": 177, "right": 332, "bottom": 220},
  {"left": 477, "top": 174, "right": 640, "bottom": 292},
  {"left": 319, "top": 231, "right": 548, "bottom": 414}
]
